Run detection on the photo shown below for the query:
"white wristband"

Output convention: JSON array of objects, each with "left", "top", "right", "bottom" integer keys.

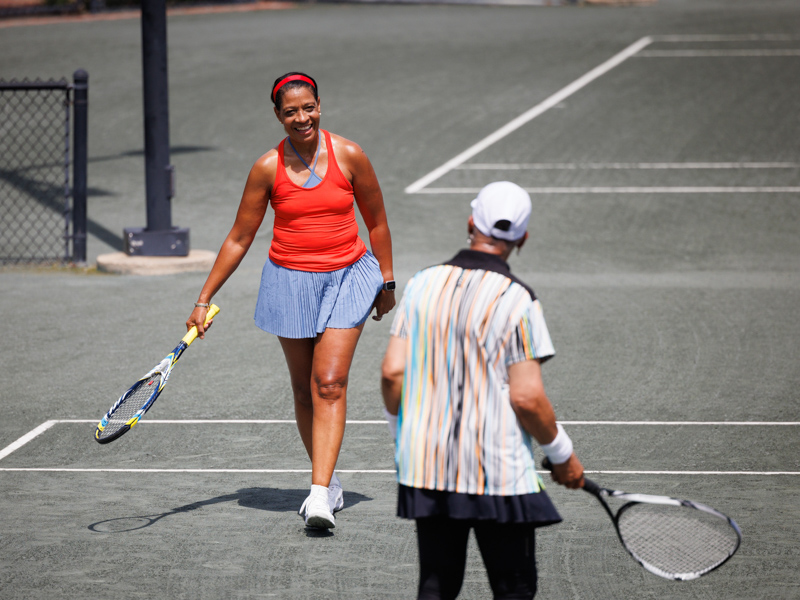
[
  {"left": 383, "top": 407, "right": 398, "bottom": 441},
  {"left": 540, "top": 423, "right": 573, "bottom": 465}
]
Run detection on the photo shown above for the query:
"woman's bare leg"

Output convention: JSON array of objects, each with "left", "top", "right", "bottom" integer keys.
[
  {"left": 309, "top": 324, "right": 364, "bottom": 486},
  {"left": 278, "top": 336, "right": 315, "bottom": 460},
  {"left": 278, "top": 324, "right": 364, "bottom": 487}
]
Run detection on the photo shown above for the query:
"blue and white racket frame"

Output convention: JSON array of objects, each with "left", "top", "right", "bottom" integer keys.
[{"left": 94, "top": 304, "right": 219, "bottom": 444}]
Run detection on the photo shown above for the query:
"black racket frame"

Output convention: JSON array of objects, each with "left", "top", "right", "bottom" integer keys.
[{"left": 543, "top": 458, "right": 742, "bottom": 581}]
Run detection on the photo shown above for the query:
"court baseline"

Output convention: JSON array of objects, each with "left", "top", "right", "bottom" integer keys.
[
  {"left": 405, "top": 34, "right": 800, "bottom": 194},
  {"left": 0, "top": 419, "right": 797, "bottom": 475}
]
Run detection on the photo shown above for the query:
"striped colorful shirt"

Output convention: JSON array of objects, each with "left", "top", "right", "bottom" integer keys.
[{"left": 390, "top": 250, "right": 555, "bottom": 496}]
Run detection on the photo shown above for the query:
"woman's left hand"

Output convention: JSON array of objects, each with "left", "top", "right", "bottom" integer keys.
[{"left": 372, "top": 290, "right": 396, "bottom": 322}]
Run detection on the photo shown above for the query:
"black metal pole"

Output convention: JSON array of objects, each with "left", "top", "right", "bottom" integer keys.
[
  {"left": 142, "top": 0, "right": 172, "bottom": 232},
  {"left": 72, "top": 69, "right": 88, "bottom": 265},
  {"left": 124, "top": 0, "right": 189, "bottom": 256}
]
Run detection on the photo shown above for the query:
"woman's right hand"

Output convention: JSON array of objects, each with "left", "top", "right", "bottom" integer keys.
[
  {"left": 551, "top": 453, "right": 585, "bottom": 490},
  {"left": 187, "top": 305, "right": 212, "bottom": 339}
]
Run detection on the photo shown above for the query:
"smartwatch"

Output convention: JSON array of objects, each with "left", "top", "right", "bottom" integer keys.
[{"left": 382, "top": 280, "right": 396, "bottom": 292}]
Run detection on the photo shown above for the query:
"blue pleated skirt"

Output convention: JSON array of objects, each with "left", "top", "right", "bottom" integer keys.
[{"left": 254, "top": 251, "right": 384, "bottom": 339}]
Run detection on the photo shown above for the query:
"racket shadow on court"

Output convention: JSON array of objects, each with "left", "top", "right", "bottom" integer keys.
[{"left": 88, "top": 487, "right": 372, "bottom": 534}]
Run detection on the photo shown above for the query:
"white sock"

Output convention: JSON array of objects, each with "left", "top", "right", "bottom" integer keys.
[
  {"left": 311, "top": 483, "right": 329, "bottom": 496},
  {"left": 329, "top": 471, "right": 340, "bottom": 488}
]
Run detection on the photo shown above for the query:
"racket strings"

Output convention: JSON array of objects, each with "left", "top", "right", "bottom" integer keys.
[
  {"left": 617, "top": 503, "right": 738, "bottom": 577},
  {"left": 98, "top": 373, "right": 162, "bottom": 438}
]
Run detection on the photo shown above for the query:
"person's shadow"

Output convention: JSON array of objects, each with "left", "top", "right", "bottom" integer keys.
[{"left": 88, "top": 487, "right": 372, "bottom": 538}]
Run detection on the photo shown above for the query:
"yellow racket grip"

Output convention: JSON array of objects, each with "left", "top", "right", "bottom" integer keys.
[{"left": 182, "top": 303, "right": 220, "bottom": 345}]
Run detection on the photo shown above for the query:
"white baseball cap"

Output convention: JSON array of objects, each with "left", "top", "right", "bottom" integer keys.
[{"left": 471, "top": 181, "right": 532, "bottom": 241}]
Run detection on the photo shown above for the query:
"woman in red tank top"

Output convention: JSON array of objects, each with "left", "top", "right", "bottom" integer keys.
[{"left": 187, "top": 72, "right": 395, "bottom": 530}]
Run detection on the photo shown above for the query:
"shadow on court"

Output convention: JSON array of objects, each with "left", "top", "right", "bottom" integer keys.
[
  {"left": 0, "top": 165, "right": 124, "bottom": 252},
  {"left": 88, "top": 486, "right": 372, "bottom": 534}
]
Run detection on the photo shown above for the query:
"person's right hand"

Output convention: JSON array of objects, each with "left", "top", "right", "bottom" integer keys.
[
  {"left": 550, "top": 453, "right": 585, "bottom": 489},
  {"left": 186, "top": 305, "right": 211, "bottom": 339}
]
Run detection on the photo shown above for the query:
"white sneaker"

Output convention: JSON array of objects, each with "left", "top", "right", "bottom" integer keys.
[
  {"left": 302, "top": 484, "right": 335, "bottom": 529},
  {"left": 329, "top": 472, "right": 344, "bottom": 513}
]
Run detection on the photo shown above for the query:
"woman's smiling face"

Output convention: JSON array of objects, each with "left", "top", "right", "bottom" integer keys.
[{"left": 275, "top": 87, "right": 321, "bottom": 144}]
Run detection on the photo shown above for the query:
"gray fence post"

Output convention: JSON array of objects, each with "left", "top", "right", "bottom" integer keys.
[{"left": 72, "top": 69, "right": 88, "bottom": 265}]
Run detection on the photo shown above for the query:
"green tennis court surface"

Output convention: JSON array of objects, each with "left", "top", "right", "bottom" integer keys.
[{"left": 1, "top": 0, "right": 799, "bottom": 598}]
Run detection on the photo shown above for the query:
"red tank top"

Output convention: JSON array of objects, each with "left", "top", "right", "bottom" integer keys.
[{"left": 268, "top": 131, "right": 367, "bottom": 272}]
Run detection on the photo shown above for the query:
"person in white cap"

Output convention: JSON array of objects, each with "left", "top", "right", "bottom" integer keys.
[{"left": 381, "top": 181, "right": 585, "bottom": 599}]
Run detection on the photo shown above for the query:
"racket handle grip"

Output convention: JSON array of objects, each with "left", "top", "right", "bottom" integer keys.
[
  {"left": 182, "top": 303, "right": 220, "bottom": 345},
  {"left": 542, "top": 457, "right": 598, "bottom": 494},
  {"left": 581, "top": 477, "right": 601, "bottom": 496},
  {"left": 206, "top": 303, "right": 220, "bottom": 321}
]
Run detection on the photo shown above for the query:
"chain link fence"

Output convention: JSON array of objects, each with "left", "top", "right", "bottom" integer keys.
[{"left": 0, "top": 76, "right": 87, "bottom": 264}]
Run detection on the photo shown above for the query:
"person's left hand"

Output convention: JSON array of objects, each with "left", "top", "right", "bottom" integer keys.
[{"left": 372, "top": 289, "right": 396, "bottom": 321}]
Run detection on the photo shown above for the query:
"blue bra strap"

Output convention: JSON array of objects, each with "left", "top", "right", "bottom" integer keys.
[{"left": 287, "top": 135, "right": 323, "bottom": 188}]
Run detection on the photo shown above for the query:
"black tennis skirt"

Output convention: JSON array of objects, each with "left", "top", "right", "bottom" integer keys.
[{"left": 397, "top": 485, "right": 562, "bottom": 526}]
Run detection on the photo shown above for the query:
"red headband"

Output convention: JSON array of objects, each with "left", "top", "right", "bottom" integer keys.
[{"left": 271, "top": 75, "right": 316, "bottom": 103}]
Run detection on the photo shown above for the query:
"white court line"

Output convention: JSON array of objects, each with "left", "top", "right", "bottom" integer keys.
[
  {"left": 416, "top": 187, "right": 800, "bottom": 195},
  {"left": 458, "top": 162, "right": 800, "bottom": 170},
  {"left": 405, "top": 33, "right": 800, "bottom": 194},
  {"left": 652, "top": 34, "right": 800, "bottom": 42},
  {"left": 638, "top": 50, "right": 800, "bottom": 57},
  {"left": 560, "top": 421, "right": 800, "bottom": 426},
  {"left": 0, "top": 468, "right": 395, "bottom": 473},
  {"left": 404, "top": 36, "right": 654, "bottom": 194},
  {"left": 53, "top": 419, "right": 800, "bottom": 426},
  {"left": 564, "top": 470, "right": 800, "bottom": 476},
  {"left": 1, "top": 419, "right": 797, "bottom": 474},
  {"left": 57, "top": 419, "right": 388, "bottom": 424},
  {"left": 0, "top": 468, "right": 796, "bottom": 475},
  {"left": 0, "top": 420, "right": 58, "bottom": 461},
  {"left": 0, "top": 420, "right": 389, "bottom": 463}
]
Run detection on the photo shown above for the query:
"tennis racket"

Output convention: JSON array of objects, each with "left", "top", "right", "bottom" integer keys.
[
  {"left": 543, "top": 458, "right": 741, "bottom": 581},
  {"left": 94, "top": 304, "right": 220, "bottom": 444}
]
